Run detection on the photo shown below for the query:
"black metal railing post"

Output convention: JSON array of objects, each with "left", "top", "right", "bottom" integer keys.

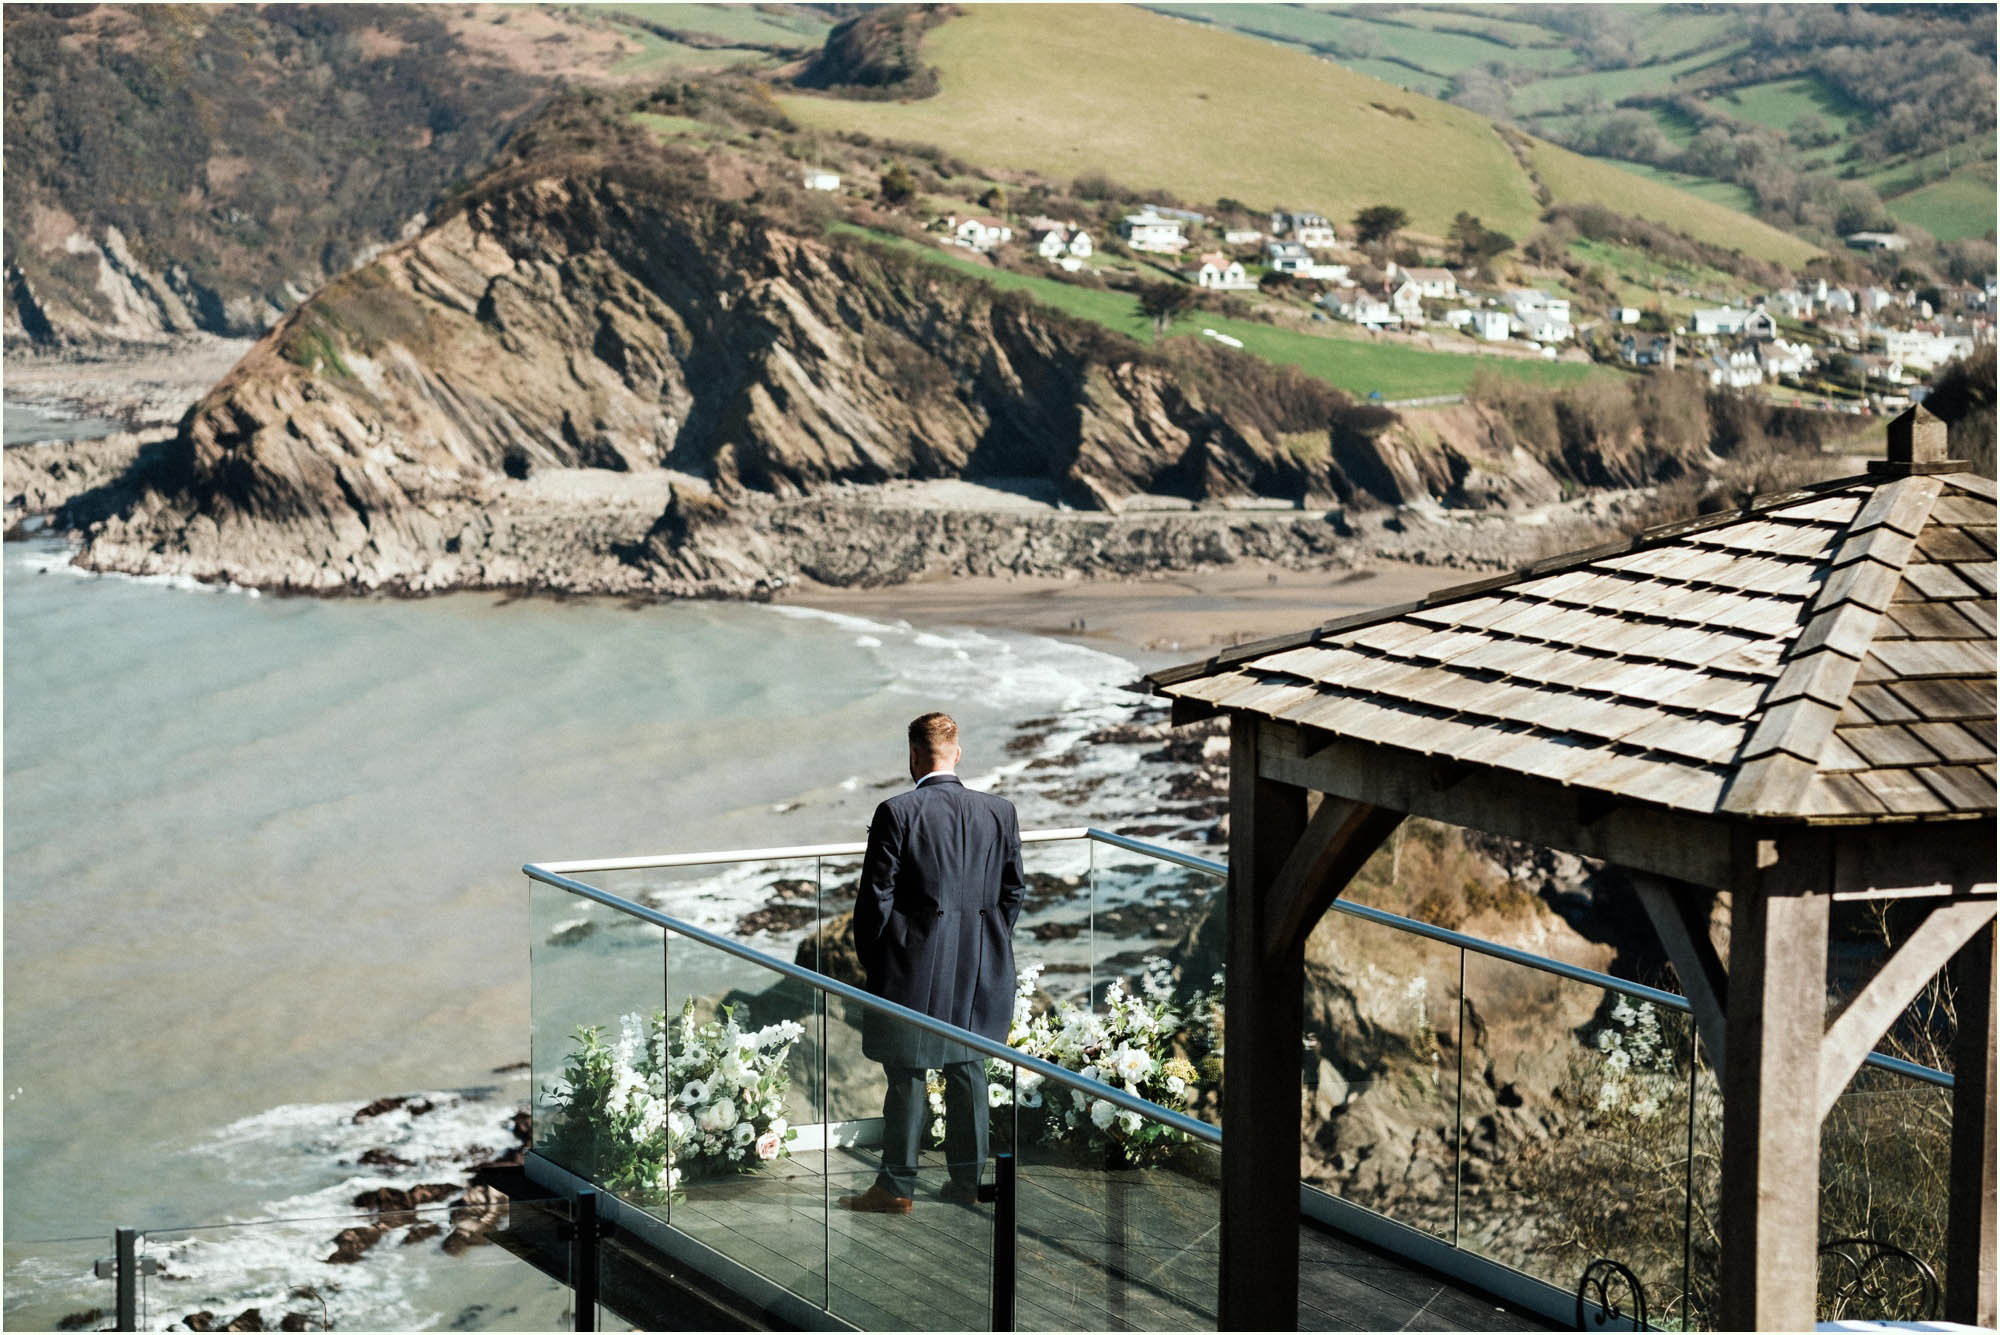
[
  {"left": 114, "top": 1228, "right": 137, "bottom": 1332},
  {"left": 572, "top": 1188, "right": 599, "bottom": 1333},
  {"left": 990, "top": 1154, "right": 1016, "bottom": 1331}
]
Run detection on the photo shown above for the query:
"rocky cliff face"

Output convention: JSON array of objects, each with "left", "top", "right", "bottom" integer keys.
[{"left": 72, "top": 164, "right": 1502, "bottom": 593}]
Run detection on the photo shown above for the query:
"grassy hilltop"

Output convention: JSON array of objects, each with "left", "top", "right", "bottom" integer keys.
[{"left": 774, "top": 4, "right": 1820, "bottom": 267}]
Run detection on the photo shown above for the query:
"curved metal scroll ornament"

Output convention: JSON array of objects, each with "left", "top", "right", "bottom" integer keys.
[
  {"left": 1574, "top": 1258, "right": 1648, "bottom": 1331},
  {"left": 1817, "top": 1236, "right": 1942, "bottom": 1322}
]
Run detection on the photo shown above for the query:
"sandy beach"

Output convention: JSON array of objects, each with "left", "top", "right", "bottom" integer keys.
[{"left": 790, "top": 561, "right": 1462, "bottom": 671}]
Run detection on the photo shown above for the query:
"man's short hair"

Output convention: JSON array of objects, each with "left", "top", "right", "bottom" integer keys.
[{"left": 908, "top": 712, "right": 958, "bottom": 756}]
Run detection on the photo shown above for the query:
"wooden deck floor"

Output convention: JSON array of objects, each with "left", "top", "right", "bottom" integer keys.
[{"left": 645, "top": 1148, "right": 1553, "bottom": 1331}]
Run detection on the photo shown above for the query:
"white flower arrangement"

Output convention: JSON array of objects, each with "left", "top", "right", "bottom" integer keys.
[
  {"left": 928, "top": 958, "right": 1222, "bottom": 1167},
  {"left": 1584, "top": 997, "right": 1676, "bottom": 1120},
  {"left": 541, "top": 999, "right": 801, "bottom": 1201}
]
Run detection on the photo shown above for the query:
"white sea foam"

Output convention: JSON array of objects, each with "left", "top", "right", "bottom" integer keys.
[{"left": 13, "top": 541, "right": 261, "bottom": 596}]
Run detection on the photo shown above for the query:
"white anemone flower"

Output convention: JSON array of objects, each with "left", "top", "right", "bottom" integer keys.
[
  {"left": 696, "top": 1097, "right": 738, "bottom": 1133},
  {"left": 678, "top": 1077, "right": 710, "bottom": 1106},
  {"left": 987, "top": 1083, "right": 1011, "bottom": 1107}
]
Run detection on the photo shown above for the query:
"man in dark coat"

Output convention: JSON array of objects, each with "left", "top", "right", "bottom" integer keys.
[{"left": 840, "top": 712, "right": 1025, "bottom": 1213}]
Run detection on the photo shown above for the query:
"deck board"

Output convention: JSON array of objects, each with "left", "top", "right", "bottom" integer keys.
[{"left": 654, "top": 1146, "right": 1555, "bottom": 1330}]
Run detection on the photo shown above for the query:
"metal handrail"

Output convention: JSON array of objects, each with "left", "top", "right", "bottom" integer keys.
[
  {"left": 522, "top": 862, "right": 1224, "bottom": 1147},
  {"left": 532, "top": 827, "right": 1954, "bottom": 1092}
]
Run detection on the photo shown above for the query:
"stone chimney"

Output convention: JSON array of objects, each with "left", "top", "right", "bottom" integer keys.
[{"left": 1870, "top": 403, "right": 1966, "bottom": 475}]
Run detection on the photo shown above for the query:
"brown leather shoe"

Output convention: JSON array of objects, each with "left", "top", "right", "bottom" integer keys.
[
  {"left": 838, "top": 1184, "right": 913, "bottom": 1214},
  {"left": 938, "top": 1181, "right": 982, "bottom": 1207}
]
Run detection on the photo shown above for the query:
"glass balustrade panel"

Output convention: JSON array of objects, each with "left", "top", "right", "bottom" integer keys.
[
  {"left": 1300, "top": 911, "right": 1461, "bottom": 1239},
  {"left": 135, "top": 1201, "right": 573, "bottom": 1331},
  {"left": 1456, "top": 953, "right": 1696, "bottom": 1318},
  {"left": 656, "top": 925, "right": 828, "bottom": 1310},
  {"left": 1818, "top": 1061, "right": 1954, "bottom": 1323},
  {"left": 2, "top": 1236, "right": 112, "bottom": 1332},
  {"left": 1012, "top": 1076, "right": 1222, "bottom": 1333},
  {"left": 1083, "top": 842, "right": 1224, "bottom": 1019},
  {"left": 1010, "top": 839, "right": 1094, "bottom": 1009},
  {"left": 528, "top": 879, "right": 667, "bottom": 1196},
  {"left": 586, "top": 858, "right": 828, "bottom": 977},
  {"left": 820, "top": 989, "right": 997, "bottom": 1330}
]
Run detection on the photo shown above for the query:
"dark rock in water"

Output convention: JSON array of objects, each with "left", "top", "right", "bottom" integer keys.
[
  {"left": 548, "top": 921, "right": 597, "bottom": 946},
  {"left": 1162, "top": 769, "right": 1226, "bottom": 803},
  {"left": 796, "top": 910, "right": 865, "bottom": 986},
  {"left": 736, "top": 901, "right": 818, "bottom": 936},
  {"left": 54, "top": 1309, "right": 104, "bottom": 1331},
  {"left": 402, "top": 1223, "right": 444, "bottom": 1246},
  {"left": 1084, "top": 718, "right": 1167, "bottom": 747},
  {"left": 507, "top": 1109, "right": 532, "bottom": 1143},
  {"left": 278, "top": 1313, "right": 311, "bottom": 1332},
  {"left": 357, "top": 1147, "right": 413, "bottom": 1168},
  {"left": 181, "top": 1313, "right": 217, "bottom": 1332},
  {"left": 325, "top": 1225, "right": 386, "bottom": 1264},
  {"left": 765, "top": 878, "right": 816, "bottom": 901},
  {"left": 406, "top": 1099, "right": 436, "bottom": 1117},
  {"left": 1023, "top": 871, "right": 1084, "bottom": 913},
  {"left": 223, "top": 1310, "right": 264, "bottom": 1332},
  {"left": 489, "top": 1059, "right": 531, "bottom": 1074},
  {"left": 1029, "top": 919, "right": 1084, "bottom": 941},
  {"left": 351, "top": 1096, "right": 409, "bottom": 1122}
]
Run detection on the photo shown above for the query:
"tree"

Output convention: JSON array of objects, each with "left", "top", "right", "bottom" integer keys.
[
  {"left": 978, "top": 185, "right": 1006, "bottom": 213},
  {"left": 1136, "top": 281, "right": 1198, "bottom": 338},
  {"left": 879, "top": 164, "right": 915, "bottom": 208},
  {"left": 1352, "top": 204, "right": 1408, "bottom": 246}
]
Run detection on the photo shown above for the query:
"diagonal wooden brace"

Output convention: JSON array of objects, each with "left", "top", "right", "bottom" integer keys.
[
  {"left": 1633, "top": 874, "right": 1730, "bottom": 1071},
  {"left": 1817, "top": 896, "right": 1998, "bottom": 1122},
  {"left": 1261, "top": 794, "right": 1402, "bottom": 960}
]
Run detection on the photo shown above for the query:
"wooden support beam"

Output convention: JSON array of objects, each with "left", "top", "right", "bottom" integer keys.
[
  {"left": 1831, "top": 820, "right": 1998, "bottom": 899},
  {"left": 1261, "top": 795, "right": 1402, "bottom": 960},
  {"left": 1947, "top": 918, "right": 1997, "bottom": 1327},
  {"left": 1254, "top": 719, "right": 1737, "bottom": 890},
  {"left": 1818, "top": 898, "right": 1998, "bottom": 1122},
  {"left": 1219, "top": 715, "right": 1309, "bottom": 1332},
  {"left": 1718, "top": 839, "right": 1830, "bottom": 1332},
  {"left": 1632, "top": 875, "right": 1729, "bottom": 1071}
]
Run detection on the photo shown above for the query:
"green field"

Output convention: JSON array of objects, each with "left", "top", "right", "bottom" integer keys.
[
  {"left": 780, "top": 5, "right": 1547, "bottom": 240},
  {"left": 1705, "top": 75, "right": 1866, "bottom": 138},
  {"left": 1568, "top": 237, "right": 1750, "bottom": 314},
  {"left": 1530, "top": 140, "right": 1820, "bottom": 266},
  {"left": 602, "top": 4, "right": 828, "bottom": 47},
  {"left": 1509, "top": 44, "right": 1747, "bottom": 115},
  {"left": 832, "top": 225, "right": 1612, "bottom": 399},
  {"left": 1883, "top": 161, "right": 1999, "bottom": 242},
  {"left": 631, "top": 111, "right": 714, "bottom": 140},
  {"left": 1627, "top": 9, "right": 1739, "bottom": 61},
  {"left": 1604, "top": 161, "right": 1757, "bottom": 214}
]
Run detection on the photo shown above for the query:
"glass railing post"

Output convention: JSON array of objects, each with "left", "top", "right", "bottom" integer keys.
[
  {"left": 991, "top": 1152, "right": 1017, "bottom": 1332},
  {"left": 1453, "top": 945, "right": 1466, "bottom": 1249},
  {"left": 1681, "top": 1024, "right": 1699, "bottom": 1326},
  {"left": 572, "top": 1188, "right": 598, "bottom": 1333},
  {"left": 113, "top": 1228, "right": 136, "bottom": 1332},
  {"left": 1088, "top": 838, "right": 1098, "bottom": 1012},
  {"left": 813, "top": 856, "right": 825, "bottom": 975}
]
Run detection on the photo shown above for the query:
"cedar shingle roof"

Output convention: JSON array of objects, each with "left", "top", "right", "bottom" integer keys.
[{"left": 1149, "top": 423, "right": 1994, "bottom": 826}]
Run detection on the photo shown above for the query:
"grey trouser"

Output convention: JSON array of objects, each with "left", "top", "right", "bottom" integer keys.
[{"left": 876, "top": 1060, "right": 986, "bottom": 1198}]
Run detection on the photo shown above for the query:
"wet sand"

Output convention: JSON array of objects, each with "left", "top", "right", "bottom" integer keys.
[{"left": 791, "top": 561, "right": 1463, "bottom": 671}]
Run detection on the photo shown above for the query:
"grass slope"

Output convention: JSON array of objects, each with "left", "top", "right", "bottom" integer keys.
[
  {"left": 1528, "top": 140, "right": 1821, "bottom": 266},
  {"left": 833, "top": 226, "right": 1610, "bottom": 399},
  {"left": 1883, "top": 161, "right": 1999, "bottom": 243},
  {"left": 778, "top": 5, "right": 1548, "bottom": 239}
]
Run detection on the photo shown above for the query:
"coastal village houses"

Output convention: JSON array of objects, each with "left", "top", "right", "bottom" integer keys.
[
  {"left": 1223, "top": 226, "right": 1263, "bottom": 245},
  {"left": 1881, "top": 328, "right": 1978, "bottom": 372},
  {"left": 1029, "top": 218, "right": 1093, "bottom": 265},
  {"left": 950, "top": 215, "right": 1013, "bottom": 253},
  {"left": 1121, "top": 211, "right": 1189, "bottom": 254},
  {"left": 1187, "top": 251, "right": 1255, "bottom": 290},
  {"left": 1397, "top": 265, "right": 1458, "bottom": 300},
  {"left": 1389, "top": 279, "right": 1425, "bottom": 323},
  {"left": 1507, "top": 289, "right": 1572, "bottom": 342},
  {"left": 1270, "top": 209, "right": 1338, "bottom": 249},
  {"left": 1705, "top": 347, "right": 1763, "bottom": 389},
  {"left": 1693, "top": 306, "right": 1752, "bottom": 337}
]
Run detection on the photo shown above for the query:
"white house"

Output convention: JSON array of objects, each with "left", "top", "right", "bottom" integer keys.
[
  {"left": 1270, "top": 210, "right": 1338, "bottom": 249},
  {"left": 1187, "top": 251, "right": 1255, "bottom": 290},
  {"left": 953, "top": 216, "right": 1013, "bottom": 252},
  {"left": 1468, "top": 309, "right": 1512, "bottom": 341},
  {"left": 1824, "top": 287, "right": 1858, "bottom": 315},
  {"left": 1769, "top": 290, "right": 1814, "bottom": 320},
  {"left": 1223, "top": 228, "right": 1263, "bottom": 245},
  {"left": 1615, "top": 307, "right": 1642, "bottom": 325},
  {"left": 1881, "top": 329, "right": 1977, "bottom": 372},
  {"left": 1031, "top": 223, "right": 1093, "bottom": 261},
  {"left": 1121, "top": 212, "right": 1188, "bottom": 254},
  {"left": 1265, "top": 240, "right": 1311, "bottom": 275},
  {"left": 1403, "top": 267, "right": 1457, "bottom": 300},
  {"left": 802, "top": 169, "right": 841, "bottom": 191},
  {"left": 1705, "top": 348, "right": 1762, "bottom": 389},
  {"left": 1619, "top": 333, "right": 1674, "bottom": 366},
  {"left": 1744, "top": 308, "right": 1780, "bottom": 341},
  {"left": 1757, "top": 339, "right": 1816, "bottom": 379},
  {"left": 1507, "top": 289, "right": 1570, "bottom": 323},
  {"left": 1389, "top": 279, "right": 1425, "bottom": 323},
  {"left": 1519, "top": 313, "right": 1572, "bottom": 344},
  {"left": 1693, "top": 307, "right": 1751, "bottom": 336},
  {"left": 1327, "top": 292, "right": 1400, "bottom": 328},
  {"left": 1861, "top": 287, "right": 1896, "bottom": 313}
]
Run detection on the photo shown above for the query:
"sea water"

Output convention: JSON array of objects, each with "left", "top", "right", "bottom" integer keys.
[{"left": 3, "top": 404, "right": 1146, "bottom": 1322}]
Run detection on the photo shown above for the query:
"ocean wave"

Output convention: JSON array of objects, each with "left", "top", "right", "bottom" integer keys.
[{"left": 9, "top": 542, "right": 261, "bottom": 597}]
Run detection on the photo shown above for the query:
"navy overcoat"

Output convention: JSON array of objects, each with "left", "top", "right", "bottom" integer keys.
[{"left": 853, "top": 775, "right": 1025, "bottom": 1068}]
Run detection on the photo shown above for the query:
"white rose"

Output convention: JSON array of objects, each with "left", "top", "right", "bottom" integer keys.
[
  {"left": 988, "top": 1083, "right": 1011, "bottom": 1108},
  {"left": 1089, "top": 1099, "right": 1117, "bottom": 1131},
  {"left": 697, "top": 1097, "right": 738, "bottom": 1133},
  {"left": 1164, "top": 1075, "right": 1185, "bottom": 1096},
  {"left": 1117, "top": 1109, "right": 1140, "bottom": 1135}
]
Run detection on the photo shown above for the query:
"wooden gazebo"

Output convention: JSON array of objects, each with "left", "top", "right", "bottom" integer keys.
[{"left": 1148, "top": 408, "right": 1995, "bottom": 1331}]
